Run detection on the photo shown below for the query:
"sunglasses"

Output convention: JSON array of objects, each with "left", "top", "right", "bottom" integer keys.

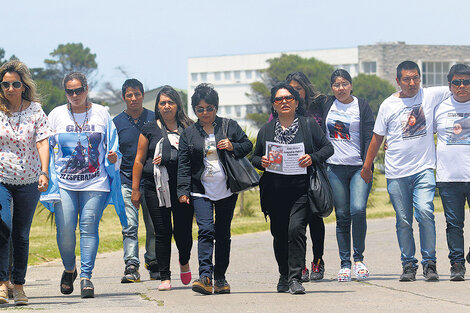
[
  {"left": 195, "top": 106, "right": 215, "bottom": 113},
  {"left": 451, "top": 79, "right": 470, "bottom": 87},
  {"left": 65, "top": 86, "right": 86, "bottom": 96},
  {"left": 273, "top": 95, "right": 295, "bottom": 104},
  {"left": 1, "top": 81, "right": 22, "bottom": 89}
]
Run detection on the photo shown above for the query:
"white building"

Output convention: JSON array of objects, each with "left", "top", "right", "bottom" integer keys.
[
  {"left": 187, "top": 47, "right": 358, "bottom": 130},
  {"left": 188, "top": 42, "right": 470, "bottom": 131}
]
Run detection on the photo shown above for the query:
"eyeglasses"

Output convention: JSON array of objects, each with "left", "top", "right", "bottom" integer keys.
[
  {"left": 65, "top": 87, "right": 86, "bottom": 96},
  {"left": 451, "top": 79, "right": 470, "bottom": 87},
  {"left": 332, "top": 82, "right": 350, "bottom": 89},
  {"left": 1, "top": 81, "right": 22, "bottom": 89},
  {"left": 195, "top": 106, "right": 215, "bottom": 113},
  {"left": 273, "top": 95, "right": 295, "bottom": 104}
]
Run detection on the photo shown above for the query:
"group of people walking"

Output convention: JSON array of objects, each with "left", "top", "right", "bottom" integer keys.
[{"left": 0, "top": 57, "right": 469, "bottom": 305}]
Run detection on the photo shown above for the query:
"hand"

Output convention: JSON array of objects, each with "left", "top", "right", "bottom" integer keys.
[
  {"left": 152, "top": 155, "right": 162, "bottom": 165},
  {"left": 361, "top": 167, "right": 373, "bottom": 184},
  {"left": 261, "top": 156, "right": 271, "bottom": 168},
  {"left": 38, "top": 174, "right": 49, "bottom": 192},
  {"left": 298, "top": 154, "right": 312, "bottom": 168},
  {"left": 108, "top": 151, "right": 118, "bottom": 164},
  {"left": 131, "top": 190, "right": 141, "bottom": 209},
  {"left": 384, "top": 140, "right": 388, "bottom": 151},
  {"left": 217, "top": 138, "right": 233, "bottom": 151},
  {"left": 179, "top": 195, "right": 190, "bottom": 204}
]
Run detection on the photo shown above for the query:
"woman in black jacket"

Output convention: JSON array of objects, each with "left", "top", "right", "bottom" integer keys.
[
  {"left": 252, "top": 82, "right": 333, "bottom": 295},
  {"left": 131, "top": 86, "right": 194, "bottom": 291},
  {"left": 322, "top": 69, "right": 375, "bottom": 282},
  {"left": 177, "top": 83, "right": 252, "bottom": 295}
]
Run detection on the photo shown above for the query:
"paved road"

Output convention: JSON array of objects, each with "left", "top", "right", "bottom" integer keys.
[{"left": 2, "top": 212, "right": 470, "bottom": 312}]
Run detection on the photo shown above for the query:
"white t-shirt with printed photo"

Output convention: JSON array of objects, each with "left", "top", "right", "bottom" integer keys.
[
  {"left": 373, "top": 87, "right": 450, "bottom": 179},
  {"left": 325, "top": 96, "right": 362, "bottom": 166},
  {"left": 435, "top": 96, "right": 470, "bottom": 182},
  {"left": 48, "top": 103, "right": 111, "bottom": 192}
]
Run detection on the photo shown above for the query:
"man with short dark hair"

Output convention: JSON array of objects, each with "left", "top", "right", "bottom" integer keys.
[
  {"left": 361, "top": 61, "right": 450, "bottom": 282},
  {"left": 434, "top": 64, "right": 470, "bottom": 281},
  {"left": 113, "top": 79, "right": 159, "bottom": 283}
]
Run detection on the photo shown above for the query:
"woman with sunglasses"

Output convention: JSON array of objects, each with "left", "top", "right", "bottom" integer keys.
[
  {"left": 0, "top": 60, "right": 51, "bottom": 306},
  {"left": 285, "top": 72, "right": 328, "bottom": 282},
  {"left": 252, "top": 82, "right": 333, "bottom": 294},
  {"left": 131, "top": 86, "right": 194, "bottom": 291},
  {"left": 323, "top": 69, "right": 374, "bottom": 282},
  {"left": 177, "top": 83, "right": 252, "bottom": 295},
  {"left": 43, "top": 72, "right": 125, "bottom": 298}
]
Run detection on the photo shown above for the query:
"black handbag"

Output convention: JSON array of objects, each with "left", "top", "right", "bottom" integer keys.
[
  {"left": 221, "top": 118, "right": 260, "bottom": 193},
  {"left": 302, "top": 118, "right": 334, "bottom": 217},
  {"left": 308, "top": 162, "right": 334, "bottom": 218}
]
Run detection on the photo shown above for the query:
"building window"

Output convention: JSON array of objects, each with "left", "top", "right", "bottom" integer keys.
[
  {"left": 246, "top": 105, "right": 255, "bottom": 114},
  {"left": 224, "top": 71, "right": 231, "bottom": 80},
  {"left": 234, "top": 71, "right": 241, "bottom": 80},
  {"left": 215, "top": 72, "right": 221, "bottom": 81},
  {"left": 200, "top": 72, "right": 207, "bottom": 81},
  {"left": 256, "top": 71, "right": 262, "bottom": 79},
  {"left": 225, "top": 105, "right": 232, "bottom": 115},
  {"left": 245, "top": 70, "right": 252, "bottom": 79},
  {"left": 362, "top": 62, "right": 377, "bottom": 75},
  {"left": 191, "top": 73, "right": 198, "bottom": 82},
  {"left": 235, "top": 105, "right": 241, "bottom": 117},
  {"left": 422, "top": 62, "right": 451, "bottom": 87}
]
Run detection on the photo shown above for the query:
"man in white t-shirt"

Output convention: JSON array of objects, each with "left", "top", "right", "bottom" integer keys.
[
  {"left": 361, "top": 61, "right": 450, "bottom": 282},
  {"left": 434, "top": 64, "right": 470, "bottom": 281}
]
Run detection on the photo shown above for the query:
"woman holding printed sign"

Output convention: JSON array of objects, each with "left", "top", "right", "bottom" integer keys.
[{"left": 252, "top": 82, "right": 333, "bottom": 295}]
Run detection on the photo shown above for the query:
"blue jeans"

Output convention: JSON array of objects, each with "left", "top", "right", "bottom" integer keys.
[
  {"left": 387, "top": 168, "right": 436, "bottom": 266},
  {"left": 192, "top": 194, "right": 237, "bottom": 280},
  {"left": 327, "top": 165, "right": 372, "bottom": 268},
  {"left": 54, "top": 189, "right": 108, "bottom": 279},
  {"left": 0, "top": 183, "right": 39, "bottom": 285},
  {"left": 121, "top": 184, "right": 156, "bottom": 268},
  {"left": 438, "top": 182, "right": 470, "bottom": 265}
]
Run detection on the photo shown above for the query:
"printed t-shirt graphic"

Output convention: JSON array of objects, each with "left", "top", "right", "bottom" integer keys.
[
  {"left": 445, "top": 113, "right": 470, "bottom": 144},
  {"left": 327, "top": 110, "right": 351, "bottom": 140},
  {"left": 401, "top": 104, "right": 426, "bottom": 139}
]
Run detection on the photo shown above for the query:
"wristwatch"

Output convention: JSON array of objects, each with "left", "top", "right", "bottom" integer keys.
[{"left": 39, "top": 171, "right": 49, "bottom": 179}]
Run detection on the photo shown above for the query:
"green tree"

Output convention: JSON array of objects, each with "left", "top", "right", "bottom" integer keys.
[
  {"left": 247, "top": 54, "right": 334, "bottom": 127},
  {"left": 352, "top": 74, "right": 397, "bottom": 116},
  {"left": 36, "top": 80, "right": 67, "bottom": 114},
  {"left": 45, "top": 43, "right": 98, "bottom": 87}
]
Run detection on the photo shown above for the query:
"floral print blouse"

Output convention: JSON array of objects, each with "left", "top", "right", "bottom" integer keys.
[{"left": 0, "top": 102, "right": 52, "bottom": 185}]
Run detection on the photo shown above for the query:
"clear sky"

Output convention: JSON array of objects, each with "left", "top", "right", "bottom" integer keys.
[{"left": 3, "top": 0, "right": 469, "bottom": 92}]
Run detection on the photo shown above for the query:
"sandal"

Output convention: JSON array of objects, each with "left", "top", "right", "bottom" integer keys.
[
  {"left": 80, "top": 279, "right": 94, "bottom": 298},
  {"left": 354, "top": 261, "right": 370, "bottom": 281},
  {"left": 60, "top": 269, "right": 78, "bottom": 295},
  {"left": 158, "top": 281, "right": 172, "bottom": 291},
  {"left": 338, "top": 267, "right": 351, "bottom": 282},
  {"left": 0, "top": 288, "right": 8, "bottom": 304}
]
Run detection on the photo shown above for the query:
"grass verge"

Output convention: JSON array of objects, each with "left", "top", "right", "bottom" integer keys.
[{"left": 28, "top": 171, "right": 445, "bottom": 265}]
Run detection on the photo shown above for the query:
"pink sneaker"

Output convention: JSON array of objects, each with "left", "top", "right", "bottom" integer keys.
[{"left": 180, "top": 270, "right": 192, "bottom": 285}]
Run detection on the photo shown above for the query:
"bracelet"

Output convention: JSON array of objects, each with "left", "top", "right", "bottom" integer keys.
[{"left": 39, "top": 171, "right": 49, "bottom": 179}]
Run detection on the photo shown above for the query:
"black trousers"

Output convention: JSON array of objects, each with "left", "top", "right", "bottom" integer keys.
[
  {"left": 144, "top": 184, "right": 194, "bottom": 281},
  {"left": 308, "top": 214, "right": 325, "bottom": 263},
  {"left": 267, "top": 183, "right": 310, "bottom": 282}
]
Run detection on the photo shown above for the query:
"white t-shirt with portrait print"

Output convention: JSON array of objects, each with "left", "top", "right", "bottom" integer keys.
[
  {"left": 373, "top": 87, "right": 450, "bottom": 179},
  {"left": 325, "top": 96, "right": 362, "bottom": 166},
  {"left": 191, "top": 134, "right": 232, "bottom": 201},
  {"left": 435, "top": 96, "right": 470, "bottom": 182}
]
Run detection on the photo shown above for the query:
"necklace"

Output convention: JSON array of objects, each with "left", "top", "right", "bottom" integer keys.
[
  {"left": 8, "top": 100, "right": 24, "bottom": 134},
  {"left": 69, "top": 102, "right": 89, "bottom": 139}
]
